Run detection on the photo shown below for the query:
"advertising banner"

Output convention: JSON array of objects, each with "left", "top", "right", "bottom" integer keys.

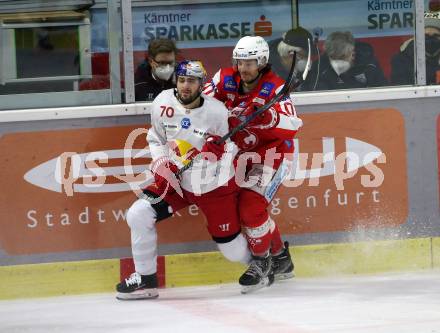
[
  {"left": 91, "top": 0, "right": 293, "bottom": 52},
  {"left": 91, "top": 0, "right": 420, "bottom": 53},
  {"left": 299, "top": 0, "right": 415, "bottom": 39},
  {"left": 276, "top": 108, "right": 408, "bottom": 234},
  {"left": 0, "top": 126, "right": 208, "bottom": 255},
  {"left": 0, "top": 108, "right": 408, "bottom": 255},
  {"left": 89, "top": 0, "right": 420, "bottom": 79}
]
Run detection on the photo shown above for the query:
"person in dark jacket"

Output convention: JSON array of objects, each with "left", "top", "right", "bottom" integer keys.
[
  {"left": 390, "top": 11, "right": 440, "bottom": 85},
  {"left": 316, "top": 31, "right": 387, "bottom": 90},
  {"left": 134, "top": 38, "right": 178, "bottom": 101},
  {"left": 268, "top": 26, "right": 319, "bottom": 91}
]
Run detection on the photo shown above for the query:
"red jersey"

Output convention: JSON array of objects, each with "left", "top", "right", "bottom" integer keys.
[{"left": 203, "top": 67, "right": 302, "bottom": 168}]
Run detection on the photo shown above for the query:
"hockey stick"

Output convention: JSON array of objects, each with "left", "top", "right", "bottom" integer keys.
[
  {"left": 136, "top": 40, "right": 311, "bottom": 203},
  {"left": 176, "top": 38, "right": 312, "bottom": 177},
  {"left": 220, "top": 37, "right": 311, "bottom": 143}
]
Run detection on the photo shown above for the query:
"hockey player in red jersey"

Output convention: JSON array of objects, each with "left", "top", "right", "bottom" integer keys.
[
  {"left": 116, "top": 60, "right": 252, "bottom": 300},
  {"left": 204, "top": 36, "right": 303, "bottom": 292}
]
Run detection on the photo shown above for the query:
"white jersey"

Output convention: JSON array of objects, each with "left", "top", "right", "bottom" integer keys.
[{"left": 147, "top": 89, "right": 237, "bottom": 194}]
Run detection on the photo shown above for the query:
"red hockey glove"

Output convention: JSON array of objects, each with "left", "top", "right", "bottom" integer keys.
[
  {"left": 201, "top": 135, "right": 226, "bottom": 161},
  {"left": 244, "top": 106, "right": 279, "bottom": 129},
  {"left": 230, "top": 103, "right": 279, "bottom": 129},
  {"left": 227, "top": 115, "right": 259, "bottom": 151},
  {"left": 150, "top": 157, "right": 180, "bottom": 194}
]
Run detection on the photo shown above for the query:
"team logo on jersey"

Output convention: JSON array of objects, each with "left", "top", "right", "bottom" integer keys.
[
  {"left": 259, "top": 82, "right": 275, "bottom": 97},
  {"left": 181, "top": 117, "right": 191, "bottom": 129},
  {"left": 224, "top": 76, "right": 237, "bottom": 92},
  {"left": 170, "top": 139, "right": 199, "bottom": 166},
  {"left": 237, "top": 129, "right": 258, "bottom": 151}
]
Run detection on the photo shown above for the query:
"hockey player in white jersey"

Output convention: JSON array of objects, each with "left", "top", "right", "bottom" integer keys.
[{"left": 116, "top": 60, "right": 251, "bottom": 300}]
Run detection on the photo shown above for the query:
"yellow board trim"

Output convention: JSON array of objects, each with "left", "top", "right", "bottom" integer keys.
[
  {"left": 165, "top": 251, "right": 246, "bottom": 287},
  {"left": 294, "top": 237, "right": 433, "bottom": 277},
  {"left": 0, "top": 259, "right": 119, "bottom": 300},
  {"left": 432, "top": 237, "right": 440, "bottom": 268},
  {"left": 165, "top": 237, "right": 438, "bottom": 287},
  {"left": 1, "top": 237, "right": 439, "bottom": 299}
]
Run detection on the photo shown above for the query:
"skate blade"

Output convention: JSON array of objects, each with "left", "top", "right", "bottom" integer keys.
[
  {"left": 275, "top": 271, "right": 295, "bottom": 281},
  {"left": 240, "top": 277, "right": 270, "bottom": 294},
  {"left": 116, "top": 288, "right": 159, "bottom": 300}
]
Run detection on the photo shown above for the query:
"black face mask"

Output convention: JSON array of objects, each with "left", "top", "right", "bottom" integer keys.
[{"left": 425, "top": 34, "right": 440, "bottom": 57}]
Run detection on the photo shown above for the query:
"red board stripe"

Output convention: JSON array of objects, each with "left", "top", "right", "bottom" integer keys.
[{"left": 120, "top": 256, "right": 166, "bottom": 288}]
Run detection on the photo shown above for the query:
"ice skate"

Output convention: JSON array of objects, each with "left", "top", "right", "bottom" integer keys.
[
  {"left": 272, "top": 241, "right": 294, "bottom": 281},
  {"left": 239, "top": 254, "right": 274, "bottom": 294},
  {"left": 116, "top": 272, "right": 159, "bottom": 300}
]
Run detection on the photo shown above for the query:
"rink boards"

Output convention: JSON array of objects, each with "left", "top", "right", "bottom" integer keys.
[
  {"left": 0, "top": 89, "right": 439, "bottom": 299},
  {"left": 1, "top": 237, "right": 439, "bottom": 299}
]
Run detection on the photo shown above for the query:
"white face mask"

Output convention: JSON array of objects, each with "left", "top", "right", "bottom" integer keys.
[
  {"left": 330, "top": 59, "right": 351, "bottom": 75},
  {"left": 295, "top": 59, "right": 308, "bottom": 73},
  {"left": 154, "top": 64, "right": 174, "bottom": 81}
]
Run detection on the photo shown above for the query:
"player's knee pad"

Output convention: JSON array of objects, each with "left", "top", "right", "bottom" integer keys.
[
  {"left": 126, "top": 199, "right": 157, "bottom": 230},
  {"left": 216, "top": 233, "right": 251, "bottom": 264},
  {"left": 238, "top": 189, "right": 268, "bottom": 227},
  {"left": 142, "top": 189, "right": 173, "bottom": 222}
]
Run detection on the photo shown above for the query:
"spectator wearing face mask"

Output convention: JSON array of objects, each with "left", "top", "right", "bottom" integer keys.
[
  {"left": 134, "top": 38, "right": 178, "bottom": 101},
  {"left": 316, "top": 31, "right": 387, "bottom": 90},
  {"left": 268, "top": 27, "right": 318, "bottom": 91},
  {"left": 390, "top": 10, "right": 440, "bottom": 85}
]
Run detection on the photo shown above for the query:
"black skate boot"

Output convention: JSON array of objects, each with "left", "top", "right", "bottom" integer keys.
[
  {"left": 272, "top": 241, "right": 294, "bottom": 281},
  {"left": 239, "top": 254, "right": 274, "bottom": 294},
  {"left": 116, "top": 272, "right": 159, "bottom": 300}
]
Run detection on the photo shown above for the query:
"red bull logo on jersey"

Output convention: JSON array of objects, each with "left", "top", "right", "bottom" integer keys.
[{"left": 169, "top": 139, "right": 200, "bottom": 166}]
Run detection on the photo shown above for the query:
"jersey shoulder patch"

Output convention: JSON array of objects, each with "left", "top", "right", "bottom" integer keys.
[
  {"left": 258, "top": 82, "right": 275, "bottom": 97},
  {"left": 223, "top": 75, "right": 237, "bottom": 92}
]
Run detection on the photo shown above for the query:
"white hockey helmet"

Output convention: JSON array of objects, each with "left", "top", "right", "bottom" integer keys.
[{"left": 232, "top": 36, "right": 270, "bottom": 67}]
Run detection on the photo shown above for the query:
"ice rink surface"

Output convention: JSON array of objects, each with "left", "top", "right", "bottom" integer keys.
[{"left": 1, "top": 271, "right": 440, "bottom": 333}]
